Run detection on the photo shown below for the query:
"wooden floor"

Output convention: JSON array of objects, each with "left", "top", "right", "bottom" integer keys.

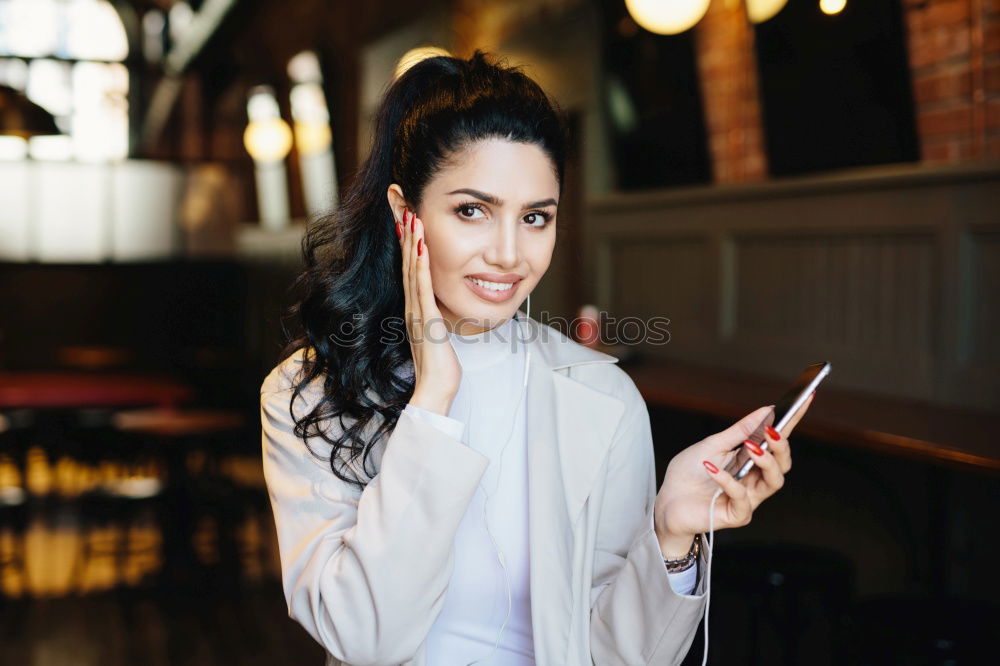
[
  {"left": 0, "top": 582, "right": 325, "bottom": 666},
  {"left": 0, "top": 450, "right": 327, "bottom": 665}
]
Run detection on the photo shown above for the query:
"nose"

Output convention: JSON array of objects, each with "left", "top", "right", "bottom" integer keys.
[{"left": 483, "top": 216, "right": 521, "bottom": 269}]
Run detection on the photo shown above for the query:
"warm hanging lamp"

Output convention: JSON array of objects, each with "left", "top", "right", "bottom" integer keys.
[
  {"left": 624, "top": 0, "right": 711, "bottom": 35},
  {"left": 745, "top": 0, "right": 790, "bottom": 24}
]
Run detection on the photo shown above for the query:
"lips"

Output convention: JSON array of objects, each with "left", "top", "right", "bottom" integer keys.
[
  {"left": 465, "top": 275, "right": 521, "bottom": 303},
  {"left": 466, "top": 272, "right": 523, "bottom": 283}
]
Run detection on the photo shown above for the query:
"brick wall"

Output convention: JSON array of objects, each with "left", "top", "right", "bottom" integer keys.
[
  {"left": 694, "top": 0, "right": 769, "bottom": 183},
  {"left": 690, "top": 0, "right": 999, "bottom": 177},
  {"left": 903, "top": 0, "right": 1000, "bottom": 162}
]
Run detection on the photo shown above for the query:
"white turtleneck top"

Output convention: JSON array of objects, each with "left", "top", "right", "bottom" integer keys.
[{"left": 402, "top": 315, "right": 696, "bottom": 664}]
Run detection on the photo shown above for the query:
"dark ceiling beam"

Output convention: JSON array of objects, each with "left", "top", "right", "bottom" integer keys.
[{"left": 138, "top": 0, "right": 240, "bottom": 151}]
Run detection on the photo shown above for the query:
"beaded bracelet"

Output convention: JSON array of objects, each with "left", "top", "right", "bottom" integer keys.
[{"left": 662, "top": 533, "right": 701, "bottom": 574}]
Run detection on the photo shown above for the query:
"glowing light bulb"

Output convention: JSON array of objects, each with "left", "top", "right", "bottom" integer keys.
[
  {"left": 243, "top": 118, "right": 293, "bottom": 163},
  {"left": 244, "top": 87, "right": 293, "bottom": 163},
  {"left": 746, "top": 0, "right": 789, "bottom": 24},
  {"left": 244, "top": 86, "right": 292, "bottom": 229},
  {"left": 624, "top": 0, "right": 711, "bottom": 35},
  {"left": 820, "top": 0, "right": 846, "bottom": 15}
]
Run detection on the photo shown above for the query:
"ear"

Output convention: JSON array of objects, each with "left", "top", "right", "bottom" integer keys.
[{"left": 386, "top": 184, "right": 410, "bottom": 224}]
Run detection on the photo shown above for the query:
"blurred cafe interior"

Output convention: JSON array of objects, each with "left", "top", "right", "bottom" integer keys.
[{"left": 0, "top": 0, "right": 997, "bottom": 664}]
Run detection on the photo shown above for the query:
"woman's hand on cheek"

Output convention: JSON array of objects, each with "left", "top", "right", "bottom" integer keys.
[
  {"left": 399, "top": 208, "right": 462, "bottom": 415},
  {"left": 652, "top": 395, "right": 813, "bottom": 557}
]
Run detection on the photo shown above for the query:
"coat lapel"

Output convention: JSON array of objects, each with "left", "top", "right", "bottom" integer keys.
[{"left": 516, "top": 310, "right": 628, "bottom": 663}]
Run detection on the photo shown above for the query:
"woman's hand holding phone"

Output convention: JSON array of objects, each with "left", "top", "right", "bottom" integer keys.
[
  {"left": 652, "top": 393, "right": 815, "bottom": 558},
  {"left": 398, "top": 207, "right": 462, "bottom": 416}
]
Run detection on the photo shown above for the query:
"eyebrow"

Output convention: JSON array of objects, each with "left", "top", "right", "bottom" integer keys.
[{"left": 446, "top": 188, "right": 557, "bottom": 209}]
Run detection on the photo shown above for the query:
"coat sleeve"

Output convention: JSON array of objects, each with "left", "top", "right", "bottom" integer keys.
[
  {"left": 590, "top": 376, "right": 709, "bottom": 665},
  {"left": 260, "top": 370, "right": 488, "bottom": 666},
  {"left": 403, "top": 403, "right": 465, "bottom": 441}
]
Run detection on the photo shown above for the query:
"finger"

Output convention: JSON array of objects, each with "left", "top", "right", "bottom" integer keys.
[
  {"left": 400, "top": 208, "right": 414, "bottom": 327},
  {"left": 742, "top": 440, "right": 784, "bottom": 506},
  {"left": 705, "top": 405, "right": 775, "bottom": 454},
  {"left": 414, "top": 216, "right": 437, "bottom": 318},
  {"left": 762, "top": 423, "right": 792, "bottom": 473},
  {"left": 704, "top": 461, "right": 753, "bottom": 527},
  {"left": 407, "top": 209, "right": 421, "bottom": 332},
  {"left": 404, "top": 208, "right": 424, "bottom": 362},
  {"left": 401, "top": 207, "right": 411, "bottom": 293}
]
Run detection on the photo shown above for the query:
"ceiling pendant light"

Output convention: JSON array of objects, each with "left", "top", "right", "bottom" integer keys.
[
  {"left": 745, "top": 0, "right": 790, "bottom": 24},
  {"left": 624, "top": 0, "right": 712, "bottom": 36}
]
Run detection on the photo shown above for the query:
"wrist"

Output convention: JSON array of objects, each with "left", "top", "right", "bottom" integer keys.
[
  {"left": 657, "top": 530, "right": 696, "bottom": 560},
  {"left": 409, "top": 391, "right": 455, "bottom": 416}
]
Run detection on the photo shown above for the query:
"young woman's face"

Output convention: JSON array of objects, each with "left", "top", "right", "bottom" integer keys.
[{"left": 390, "top": 137, "right": 559, "bottom": 335}]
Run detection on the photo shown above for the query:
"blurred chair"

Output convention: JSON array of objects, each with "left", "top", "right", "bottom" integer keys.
[
  {"left": 110, "top": 407, "right": 250, "bottom": 592},
  {"left": 63, "top": 417, "right": 166, "bottom": 592},
  {"left": 218, "top": 453, "right": 274, "bottom": 581}
]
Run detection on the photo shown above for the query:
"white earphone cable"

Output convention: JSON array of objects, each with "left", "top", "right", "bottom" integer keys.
[
  {"left": 701, "top": 486, "right": 724, "bottom": 666},
  {"left": 465, "top": 295, "right": 531, "bottom": 666}
]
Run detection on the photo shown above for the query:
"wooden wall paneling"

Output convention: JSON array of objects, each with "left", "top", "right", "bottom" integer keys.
[
  {"left": 729, "top": 229, "right": 937, "bottom": 398},
  {"left": 585, "top": 163, "right": 1000, "bottom": 411},
  {"left": 607, "top": 235, "right": 712, "bottom": 356}
]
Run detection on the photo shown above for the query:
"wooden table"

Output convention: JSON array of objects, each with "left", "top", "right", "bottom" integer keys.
[
  {"left": 0, "top": 373, "right": 262, "bottom": 594},
  {"left": 622, "top": 356, "right": 999, "bottom": 597},
  {"left": 111, "top": 406, "right": 250, "bottom": 590},
  {"left": 0, "top": 372, "right": 193, "bottom": 410},
  {"left": 622, "top": 357, "right": 999, "bottom": 474}
]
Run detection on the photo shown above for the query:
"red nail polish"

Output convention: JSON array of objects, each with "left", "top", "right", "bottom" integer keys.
[
  {"left": 395, "top": 221, "right": 402, "bottom": 239},
  {"left": 703, "top": 460, "right": 718, "bottom": 474},
  {"left": 764, "top": 425, "right": 780, "bottom": 441},
  {"left": 744, "top": 439, "right": 764, "bottom": 456},
  {"left": 417, "top": 238, "right": 422, "bottom": 256},
  {"left": 411, "top": 214, "right": 416, "bottom": 233}
]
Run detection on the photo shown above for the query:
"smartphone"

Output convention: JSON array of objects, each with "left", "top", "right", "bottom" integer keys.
[{"left": 723, "top": 361, "right": 832, "bottom": 481}]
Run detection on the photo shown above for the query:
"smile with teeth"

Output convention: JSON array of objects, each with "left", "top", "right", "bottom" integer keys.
[{"left": 469, "top": 277, "right": 516, "bottom": 291}]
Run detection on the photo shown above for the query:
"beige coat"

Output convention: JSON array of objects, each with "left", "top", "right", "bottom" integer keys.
[{"left": 260, "top": 311, "right": 708, "bottom": 666}]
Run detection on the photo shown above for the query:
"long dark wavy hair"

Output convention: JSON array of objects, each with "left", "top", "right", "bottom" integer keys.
[{"left": 279, "top": 50, "right": 570, "bottom": 491}]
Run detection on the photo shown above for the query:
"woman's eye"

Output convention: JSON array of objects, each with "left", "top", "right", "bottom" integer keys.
[
  {"left": 524, "top": 212, "right": 550, "bottom": 227},
  {"left": 457, "top": 204, "right": 484, "bottom": 219}
]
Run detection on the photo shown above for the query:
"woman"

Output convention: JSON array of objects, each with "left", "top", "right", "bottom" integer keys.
[{"left": 260, "top": 51, "right": 812, "bottom": 666}]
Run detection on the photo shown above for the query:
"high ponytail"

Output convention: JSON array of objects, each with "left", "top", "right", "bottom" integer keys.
[{"left": 278, "top": 50, "right": 569, "bottom": 491}]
